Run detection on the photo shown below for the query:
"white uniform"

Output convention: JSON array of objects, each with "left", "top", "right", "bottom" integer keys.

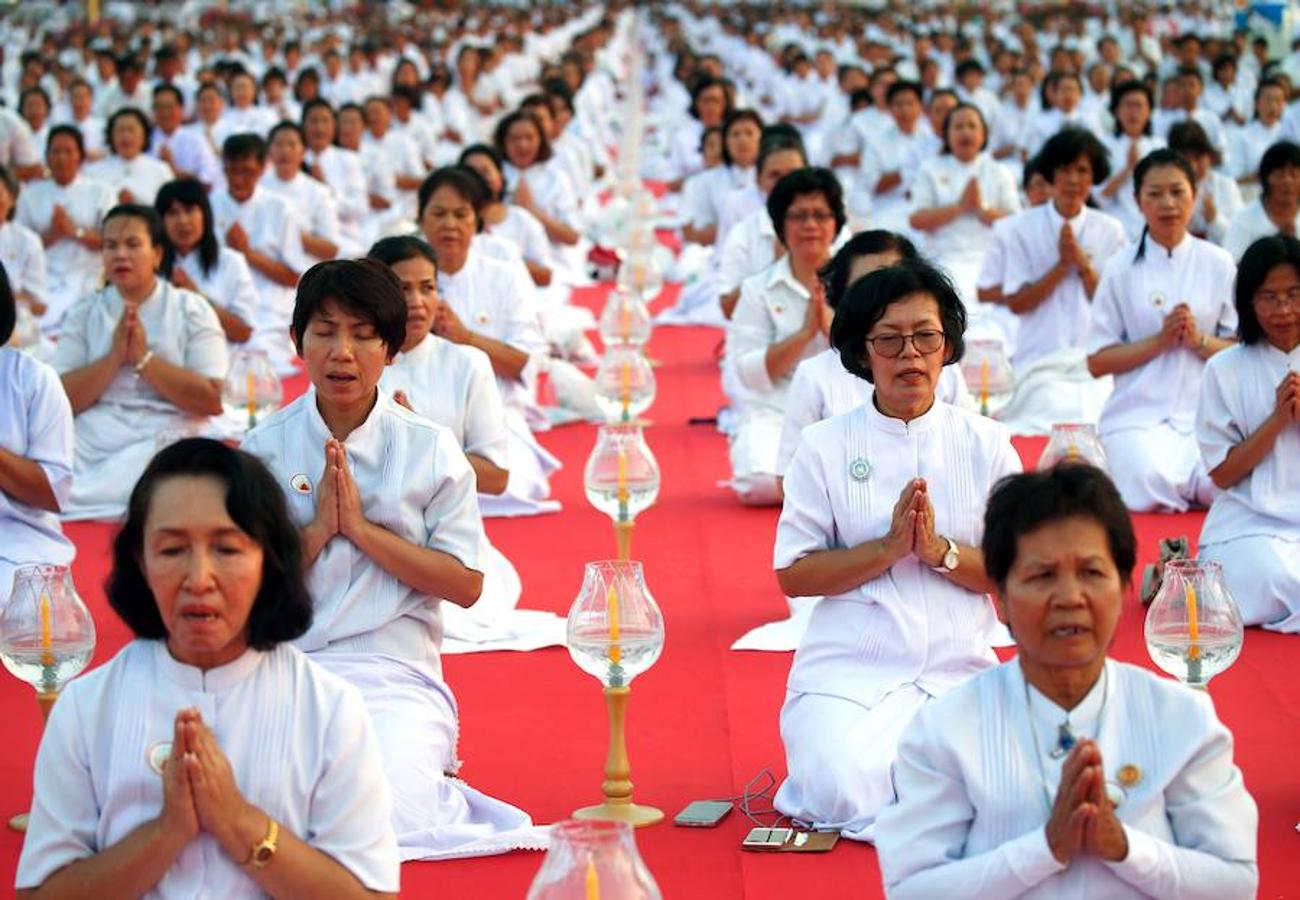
[
  {"left": 0, "top": 107, "right": 39, "bottom": 169},
  {"left": 851, "top": 121, "right": 937, "bottom": 230},
  {"left": 305, "top": 145, "right": 368, "bottom": 251},
  {"left": 1191, "top": 170, "right": 1243, "bottom": 248},
  {"left": 259, "top": 170, "right": 345, "bottom": 259},
  {"left": 1088, "top": 235, "right": 1237, "bottom": 511},
  {"left": 50, "top": 281, "right": 229, "bottom": 521},
  {"left": 1223, "top": 199, "right": 1300, "bottom": 261},
  {"left": 438, "top": 248, "right": 560, "bottom": 517},
  {"left": 877, "top": 659, "right": 1259, "bottom": 899},
  {"left": 208, "top": 187, "right": 308, "bottom": 373},
  {"left": 84, "top": 153, "right": 175, "bottom": 206},
  {"left": 1196, "top": 341, "right": 1300, "bottom": 631},
  {"left": 725, "top": 256, "right": 830, "bottom": 505},
  {"left": 14, "top": 174, "right": 116, "bottom": 332},
  {"left": 773, "top": 400, "right": 1021, "bottom": 839},
  {"left": 150, "top": 125, "right": 223, "bottom": 189},
  {"left": 1227, "top": 119, "right": 1283, "bottom": 204},
  {"left": 1100, "top": 134, "right": 1166, "bottom": 241},
  {"left": 241, "top": 389, "right": 548, "bottom": 859},
  {"left": 172, "top": 247, "right": 259, "bottom": 338},
  {"left": 998, "top": 202, "right": 1127, "bottom": 434},
  {"left": 0, "top": 220, "right": 48, "bottom": 306},
  {"left": 0, "top": 347, "right": 74, "bottom": 605},
  {"left": 15, "top": 642, "right": 401, "bottom": 897}
]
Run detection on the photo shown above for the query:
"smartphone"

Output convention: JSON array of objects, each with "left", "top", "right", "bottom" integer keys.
[{"left": 673, "top": 800, "right": 733, "bottom": 827}]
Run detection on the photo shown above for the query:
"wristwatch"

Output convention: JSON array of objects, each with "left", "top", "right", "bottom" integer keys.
[
  {"left": 932, "top": 537, "right": 960, "bottom": 573},
  {"left": 244, "top": 817, "right": 279, "bottom": 869}
]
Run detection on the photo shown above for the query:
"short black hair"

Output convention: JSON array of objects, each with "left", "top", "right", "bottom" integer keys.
[
  {"left": 720, "top": 109, "right": 764, "bottom": 167},
  {"left": 1022, "top": 152, "right": 1051, "bottom": 190},
  {"left": 152, "top": 83, "right": 184, "bottom": 108},
  {"left": 688, "top": 75, "right": 729, "bottom": 120},
  {"left": 1109, "top": 81, "right": 1154, "bottom": 136},
  {"left": 0, "top": 164, "right": 19, "bottom": 221},
  {"left": 940, "top": 102, "right": 989, "bottom": 154},
  {"left": 830, "top": 258, "right": 966, "bottom": 384},
  {"left": 106, "top": 438, "right": 313, "bottom": 650},
  {"left": 106, "top": 106, "right": 153, "bottom": 155},
  {"left": 982, "top": 465, "right": 1137, "bottom": 590},
  {"left": 300, "top": 97, "right": 335, "bottom": 124},
  {"left": 766, "top": 167, "right": 845, "bottom": 246},
  {"left": 0, "top": 257, "right": 14, "bottom": 345},
  {"left": 1167, "top": 119, "right": 1220, "bottom": 165},
  {"left": 493, "top": 110, "right": 552, "bottom": 164},
  {"left": 1038, "top": 126, "right": 1111, "bottom": 185},
  {"left": 1133, "top": 147, "right": 1196, "bottom": 197},
  {"left": 417, "top": 165, "right": 488, "bottom": 230},
  {"left": 458, "top": 143, "right": 506, "bottom": 200},
  {"left": 103, "top": 203, "right": 164, "bottom": 249},
  {"left": 1258, "top": 140, "right": 1300, "bottom": 199},
  {"left": 368, "top": 234, "right": 438, "bottom": 269},
  {"left": 291, "top": 258, "right": 407, "bottom": 357},
  {"left": 756, "top": 126, "right": 807, "bottom": 177},
  {"left": 886, "top": 80, "right": 924, "bottom": 105},
  {"left": 46, "top": 124, "right": 85, "bottom": 160},
  {"left": 819, "top": 230, "right": 918, "bottom": 309},
  {"left": 268, "top": 120, "right": 306, "bottom": 146},
  {"left": 1235, "top": 235, "right": 1300, "bottom": 344},
  {"left": 222, "top": 132, "right": 267, "bottom": 163},
  {"left": 156, "top": 178, "right": 219, "bottom": 278}
]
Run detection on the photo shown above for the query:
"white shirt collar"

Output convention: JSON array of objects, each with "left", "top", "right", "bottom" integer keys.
[
  {"left": 305, "top": 384, "right": 391, "bottom": 446},
  {"left": 153, "top": 640, "right": 265, "bottom": 693},
  {"left": 1046, "top": 200, "right": 1087, "bottom": 233},
  {"left": 863, "top": 388, "right": 944, "bottom": 436},
  {"left": 763, "top": 254, "right": 807, "bottom": 297}
]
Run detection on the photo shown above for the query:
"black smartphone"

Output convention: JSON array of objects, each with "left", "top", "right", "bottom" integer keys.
[{"left": 673, "top": 800, "right": 733, "bottom": 827}]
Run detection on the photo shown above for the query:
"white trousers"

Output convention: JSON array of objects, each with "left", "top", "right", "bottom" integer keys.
[
  {"left": 1200, "top": 534, "right": 1300, "bottom": 633},
  {"left": 1101, "top": 424, "right": 1216, "bottom": 513},
  {"left": 728, "top": 409, "right": 783, "bottom": 507}
]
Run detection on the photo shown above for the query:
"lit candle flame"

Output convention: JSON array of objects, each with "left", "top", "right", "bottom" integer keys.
[
  {"left": 1186, "top": 583, "right": 1201, "bottom": 661},
  {"left": 607, "top": 582, "right": 621, "bottom": 665},
  {"left": 39, "top": 591, "right": 53, "bottom": 667},
  {"left": 585, "top": 854, "right": 600, "bottom": 900}
]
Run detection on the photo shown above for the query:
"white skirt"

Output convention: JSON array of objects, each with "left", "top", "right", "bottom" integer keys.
[
  {"left": 1199, "top": 534, "right": 1300, "bottom": 633},
  {"left": 727, "top": 408, "right": 783, "bottom": 506},
  {"left": 478, "top": 417, "right": 562, "bottom": 518},
  {"left": 309, "top": 651, "right": 549, "bottom": 860},
  {"left": 441, "top": 538, "right": 566, "bottom": 654},
  {"left": 996, "top": 348, "right": 1113, "bottom": 436},
  {"left": 1101, "top": 424, "right": 1216, "bottom": 513}
]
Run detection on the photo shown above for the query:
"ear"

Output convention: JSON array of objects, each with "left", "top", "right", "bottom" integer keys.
[{"left": 993, "top": 590, "right": 1011, "bottom": 629}]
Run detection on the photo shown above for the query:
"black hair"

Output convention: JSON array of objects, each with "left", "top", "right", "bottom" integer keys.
[
  {"left": 1130, "top": 149, "right": 1197, "bottom": 261},
  {"left": 417, "top": 165, "right": 488, "bottom": 230},
  {"left": 268, "top": 119, "right": 308, "bottom": 162},
  {"left": 0, "top": 165, "right": 19, "bottom": 221},
  {"left": 1167, "top": 119, "right": 1220, "bottom": 166},
  {"left": 1258, "top": 140, "right": 1300, "bottom": 200},
  {"left": 391, "top": 84, "right": 423, "bottom": 111},
  {"left": 103, "top": 203, "right": 164, "bottom": 250},
  {"left": 699, "top": 124, "right": 723, "bottom": 153},
  {"left": 1022, "top": 152, "right": 1051, "bottom": 190},
  {"left": 458, "top": 143, "right": 507, "bottom": 200},
  {"left": 1255, "top": 77, "right": 1288, "bottom": 118},
  {"left": 982, "top": 465, "right": 1137, "bottom": 590},
  {"left": 1176, "top": 65, "right": 1204, "bottom": 86},
  {"left": 819, "top": 230, "right": 918, "bottom": 309},
  {"left": 291, "top": 258, "right": 408, "bottom": 357},
  {"left": 766, "top": 167, "right": 845, "bottom": 247},
  {"left": 107, "top": 438, "right": 313, "bottom": 649},
  {"left": 222, "top": 132, "right": 267, "bottom": 163},
  {"left": 106, "top": 107, "right": 153, "bottom": 155},
  {"left": 19, "top": 86, "right": 50, "bottom": 114},
  {"left": 886, "top": 79, "right": 924, "bottom": 105},
  {"left": 720, "top": 108, "right": 764, "bottom": 167},
  {"left": 368, "top": 234, "right": 438, "bottom": 269},
  {"left": 493, "top": 109, "right": 553, "bottom": 164},
  {"left": 46, "top": 123, "right": 85, "bottom": 161},
  {"left": 262, "top": 65, "right": 288, "bottom": 86},
  {"left": 1038, "top": 126, "right": 1112, "bottom": 185},
  {"left": 0, "top": 258, "right": 14, "bottom": 345},
  {"left": 155, "top": 178, "right": 219, "bottom": 278},
  {"left": 955, "top": 59, "right": 985, "bottom": 80},
  {"left": 830, "top": 257, "right": 966, "bottom": 383},
  {"left": 300, "top": 97, "right": 335, "bottom": 125},
  {"left": 939, "top": 102, "right": 989, "bottom": 154},
  {"left": 152, "top": 83, "right": 184, "bottom": 107},
  {"left": 1235, "top": 235, "right": 1300, "bottom": 344},
  {"left": 756, "top": 127, "right": 807, "bottom": 178},
  {"left": 1109, "top": 81, "right": 1154, "bottom": 137}
]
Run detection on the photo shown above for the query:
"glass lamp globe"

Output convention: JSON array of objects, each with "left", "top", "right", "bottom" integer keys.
[
  {"left": 1, "top": 565, "right": 96, "bottom": 696},
  {"left": 222, "top": 349, "right": 283, "bottom": 431},
  {"left": 566, "top": 561, "right": 664, "bottom": 690},
  {"left": 1145, "top": 560, "right": 1244, "bottom": 689},
  {"left": 1038, "top": 423, "right": 1108, "bottom": 472}
]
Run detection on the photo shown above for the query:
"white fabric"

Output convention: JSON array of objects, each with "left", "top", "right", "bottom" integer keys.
[
  {"left": 877, "top": 659, "right": 1259, "bottom": 899},
  {"left": 994, "top": 347, "right": 1114, "bottom": 436},
  {"left": 0, "top": 107, "right": 39, "bottom": 168},
  {"left": 14, "top": 642, "right": 401, "bottom": 895},
  {"left": 1223, "top": 199, "right": 1300, "bottom": 260},
  {"left": 259, "top": 170, "right": 344, "bottom": 259},
  {"left": 716, "top": 205, "right": 781, "bottom": 297},
  {"left": 1196, "top": 341, "right": 1300, "bottom": 631},
  {"left": 150, "top": 125, "right": 222, "bottom": 189},
  {"left": 1087, "top": 234, "right": 1237, "bottom": 510},
  {"left": 851, "top": 121, "right": 937, "bottom": 228},
  {"left": 83, "top": 153, "right": 174, "bottom": 206},
  {"left": 0, "top": 220, "right": 48, "bottom": 306},
  {"left": 50, "top": 281, "right": 228, "bottom": 521},
  {"left": 1191, "top": 171, "right": 1243, "bottom": 247},
  {"left": 173, "top": 246, "right": 259, "bottom": 335},
  {"left": 1099, "top": 134, "right": 1166, "bottom": 240},
  {"left": 305, "top": 145, "right": 367, "bottom": 250},
  {"left": 0, "top": 347, "right": 75, "bottom": 604}
]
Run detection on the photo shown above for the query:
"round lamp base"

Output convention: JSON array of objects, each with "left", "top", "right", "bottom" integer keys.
[{"left": 573, "top": 801, "right": 664, "bottom": 828}]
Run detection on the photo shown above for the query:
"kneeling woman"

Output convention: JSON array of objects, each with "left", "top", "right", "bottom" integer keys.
[
  {"left": 50, "top": 204, "right": 228, "bottom": 521},
  {"left": 1197, "top": 235, "right": 1300, "bottom": 632},
  {"left": 877, "top": 465, "right": 1258, "bottom": 897},
  {"left": 16, "top": 439, "right": 399, "bottom": 898},
  {"left": 241, "top": 259, "right": 545, "bottom": 859},
  {"left": 1087, "top": 149, "right": 1237, "bottom": 512},
  {"left": 773, "top": 259, "right": 1021, "bottom": 839}
]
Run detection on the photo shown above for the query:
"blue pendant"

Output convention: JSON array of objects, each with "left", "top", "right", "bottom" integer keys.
[{"left": 1050, "top": 724, "right": 1076, "bottom": 759}]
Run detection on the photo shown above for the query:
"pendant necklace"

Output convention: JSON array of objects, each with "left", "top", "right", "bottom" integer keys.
[{"left": 1022, "top": 664, "right": 1112, "bottom": 813}]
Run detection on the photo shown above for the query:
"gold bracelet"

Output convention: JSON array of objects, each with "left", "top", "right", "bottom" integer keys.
[{"left": 244, "top": 817, "right": 279, "bottom": 869}]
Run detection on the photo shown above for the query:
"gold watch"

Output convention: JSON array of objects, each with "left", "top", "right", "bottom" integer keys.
[{"left": 244, "top": 817, "right": 279, "bottom": 869}]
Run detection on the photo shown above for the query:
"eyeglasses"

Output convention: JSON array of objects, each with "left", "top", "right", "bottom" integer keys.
[
  {"left": 786, "top": 210, "right": 836, "bottom": 225},
  {"left": 1255, "top": 287, "right": 1300, "bottom": 310},
  {"left": 866, "top": 329, "right": 946, "bottom": 358}
]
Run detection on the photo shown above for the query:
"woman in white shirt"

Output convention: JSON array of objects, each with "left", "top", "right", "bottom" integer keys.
[
  {"left": 494, "top": 109, "right": 581, "bottom": 250},
  {"left": 51, "top": 204, "right": 228, "bottom": 521},
  {"left": 1197, "top": 235, "right": 1300, "bottom": 631},
  {"left": 85, "top": 108, "right": 175, "bottom": 207},
  {"left": 16, "top": 438, "right": 400, "bottom": 898},
  {"left": 459, "top": 143, "right": 554, "bottom": 287},
  {"left": 877, "top": 465, "right": 1258, "bottom": 898},
  {"left": 156, "top": 177, "right": 256, "bottom": 344},
  {"left": 1223, "top": 140, "right": 1300, "bottom": 260},
  {"left": 241, "top": 260, "right": 545, "bottom": 859},
  {"left": 0, "top": 165, "right": 48, "bottom": 316},
  {"left": 909, "top": 103, "right": 1022, "bottom": 318},
  {"left": 15, "top": 125, "right": 116, "bottom": 332},
  {"left": 1087, "top": 149, "right": 1238, "bottom": 512},
  {"left": 665, "top": 76, "right": 730, "bottom": 188},
  {"left": 684, "top": 108, "right": 763, "bottom": 248},
  {"left": 1098, "top": 81, "right": 1165, "bottom": 241},
  {"left": 0, "top": 267, "right": 74, "bottom": 606},
  {"left": 1229, "top": 77, "right": 1288, "bottom": 204},
  {"left": 725, "top": 167, "right": 844, "bottom": 506},
  {"left": 773, "top": 257, "right": 1021, "bottom": 840},
  {"left": 261, "top": 122, "right": 342, "bottom": 262},
  {"left": 1168, "top": 120, "right": 1243, "bottom": 248}
]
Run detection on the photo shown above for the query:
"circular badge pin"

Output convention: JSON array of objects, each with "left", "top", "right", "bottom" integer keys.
[
  {"left": 1117, "top": 764, "right": 1142, "bottom": 789},
  {"left": 475, "top": 311, "right": 491, "bottom": 326},
  {"left": 850, "top": 458, "right": 872, "bottom": 482},
  {"left": 289, "top": 473, "right": 312, "bottom": 494},
  {"left": 1149, "top": 291, "right": 1166, "bottom": 310},
  {"left": 147, "top": 741, "right": 172, "bottom": 775}
]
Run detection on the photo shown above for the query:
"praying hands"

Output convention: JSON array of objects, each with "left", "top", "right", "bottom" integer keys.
[{"left": 1045, "top": 739, "right": 1129, "bottom": 865}]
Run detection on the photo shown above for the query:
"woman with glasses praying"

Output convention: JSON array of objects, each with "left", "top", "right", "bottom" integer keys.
[
  {"left": 772, "top": 258, "right": 1020, "bottom": 841},
  {"left": 1196, "top": 235, "right": 1300, "bottom": 631},
  {"left": 723, "top": 167, "right": 845, "bottom": 506}
]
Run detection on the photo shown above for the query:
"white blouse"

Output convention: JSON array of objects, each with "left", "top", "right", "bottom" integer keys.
[
  {"left": 242, "top": 389, "right": 483, "bottom": 682},
  {"left": 716, "top": 206, "right": 780, "bottom": 296},
  {"left": 488, "top": 204, "right": 553, "bottom": 268},
  {"left": 173, "top": 246, "right": 259, "bottom": 330},
  {"left": 378, "top": 334, "right": 510, "bottom": 468},
  {"left": 776, "top": 400, "right": 1021, "bottom": 709},
  {"left": 1196, "top": 341, "right": 1300, "bottom": 545},
  {"left": 304, "top": 145, "right": 368, "bottom": 241},
  {"left": 84, "top": 153, "right": 175, "bottom": 206},
  {"left": 14, "top": 174, "right": 116, "bottom": 306},
  {"left": 0, "top": 220, "right": 47, "bottom": 304},
  {"left": 1000, "top": 203, "right": 1128, "bottom": 369},
  {"left": 1100, "top": 133, "right": 1166, "bottom": 241},
  {"left": 15, "top": 642, "right": 401, "bottom": 897},
  {"left": 911, "top": 152, "right": 1022, "bottom": 261},
  {"left": 258, "top": 170, "right": 342, "bottom": 255},
  {"left": 1223, "top": 200, "right": 1300, "bottom": 261},
  {"left": 505, "top": 159, "right": 580, "bottom": 232},
  {"left": 208, "top": 187, "right": 307, "bottom": 328},
  {"left": 150, "top": 125, "right": 223, "bottom": 190},
  {"left": 877, "top": 659, "right": 1258, "bottom": 899},
  {"left": 687, "top": 164, "right": 756, "bottom": 231},
  {"left": 1088, "top": 234, "right": 1238, "bottom": 436},
  {"left": 852, "top": 121, "right": 938, "bottom": 219},
  {"left": 1191, "top": 171, "right": 1243, "bottom": 247}
]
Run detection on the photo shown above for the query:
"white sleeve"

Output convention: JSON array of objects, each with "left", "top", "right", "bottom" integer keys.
[
  {"left": 220, "top": 252, "right": 260, "bottom": 326},
  {"left": 48, "top": 299, "right": 93, "bottom": 373},
  {"left": 686, "top": 173, "right": 717, "bottom": 229},
  {"left": 335, "top": 157, "right": 369, "bottom": 225},
  {"left": 1221, "top": 210, "right": 1253, "bottom": 261},
  {"left": 1195, "top": 356, "right": 1242, "bottom": 472},
  {"left": 460, "top": 351, "right": 511, "bottom": 468},
  {"left": 182, "top": 294, "right": 231, "bottom": 379},
  {"left": 1207, "top": 179, "right": 1243, "bottom": 247},
  {"left": 25, "top": 360, "right": 75, "bottom": 507},
  {"left": 10, "top": 117, "right": 39, "bottom": 167},
  {"left": 776, "top": 361, "right": 823, "bottom": 476},
  {"left": 938, "top": 364, "right": 976, "bottom": 412},
  {"left": 20, "top": 228, "right": 48, "bottom": 304},
  {"left": 773, "top": 435, "right": 836, "bottom": 570},
  {"left": 725, "top": 278, "right": 777, "bottom": 394},
  {"left": 995, "top": 165, "right": 1022, "bottom": 214},
  {"left": 876, "top": 707, "right": 1068, "bottom": 899},
  {"left": 1000, "top": 216, "right": 1039, "bottom": 295},
  {"left": 304, "top": 682, "right": 401, "bottom": 892},
  {"left": 909, "top": 162, "right": 939, "bottom": 211},
  {"left": 274, "top": 205, "right": 310, "bottom": 274},
  {"left": 977, "top": 224, "right": 1006, "bottom": 291},
  {"left": 499, "top": 266, "right": 547, "bottom": 356},
  {"left": 425, "top": 431, "right": 485, "bottom": 572},
  {"left": 1087, "top": 259, "right": 1129, "bottom": 354},
  {"left": 715, "top": 219, "right": 762, "bottom": 295}
]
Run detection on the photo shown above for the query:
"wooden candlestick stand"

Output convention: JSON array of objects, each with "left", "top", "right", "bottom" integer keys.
[
  {"left": 10, "top": 689, "right": 59, "bottom": 832},
  {"left": 573, "top": 686, "right": 663, "bottom": 827}
]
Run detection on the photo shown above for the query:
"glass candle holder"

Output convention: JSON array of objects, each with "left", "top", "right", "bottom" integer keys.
[
  {"left": 1145, "top": 560, "right": 1244, "bottom": 689},
  {"left": 222, "top": 349, "right": 283, "bottom": 432},
  {"left": 593, "top": 347, "right": 656, "bottom": 423},
  {"left": 566, "top": 560, "right": 664, "bottom": 690},
  {"left": 598, "top": 288, "right": 653, "bottom": 349},
  {"left": 1, "top": 565, "right": 95, "bottom": 697},
  {"left": 583, "top": 424, "right": 660, "bottom": 524},
  {"left": 526, "top": 820, "right": 662, "bottom": 900},
  {"left": 1038, "top": 423, "right": 1108, "bottom": 472}
]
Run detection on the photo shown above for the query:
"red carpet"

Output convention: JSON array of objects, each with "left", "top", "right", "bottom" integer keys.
[{"left": 1, "top": 285, "right": 1296, "bottom": 897}]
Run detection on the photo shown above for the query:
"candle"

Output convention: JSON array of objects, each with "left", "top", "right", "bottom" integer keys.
[
  {"left": 617, "top": 442, "right": 629, "bottom": 522},
  {"left": 1186, "top": 583, "right": 1201, "bottom": 661},
  {"left": 246, "top": 370, "right": 257, "bottom": 428},
  {"left": 39, "top": 591, "right": 53, "bottom": 667},
  {"left": 620, "top": 356, "right": 632, "bottom": 421},
  {"left": 585, "top": 855, "right": 600, "bottom": 900},
  {"left": 607, "top": 583, "right": 622, "bottom": 665},
  {"left": 979, "top": 360, "right": 990, "bottom": 416}
]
